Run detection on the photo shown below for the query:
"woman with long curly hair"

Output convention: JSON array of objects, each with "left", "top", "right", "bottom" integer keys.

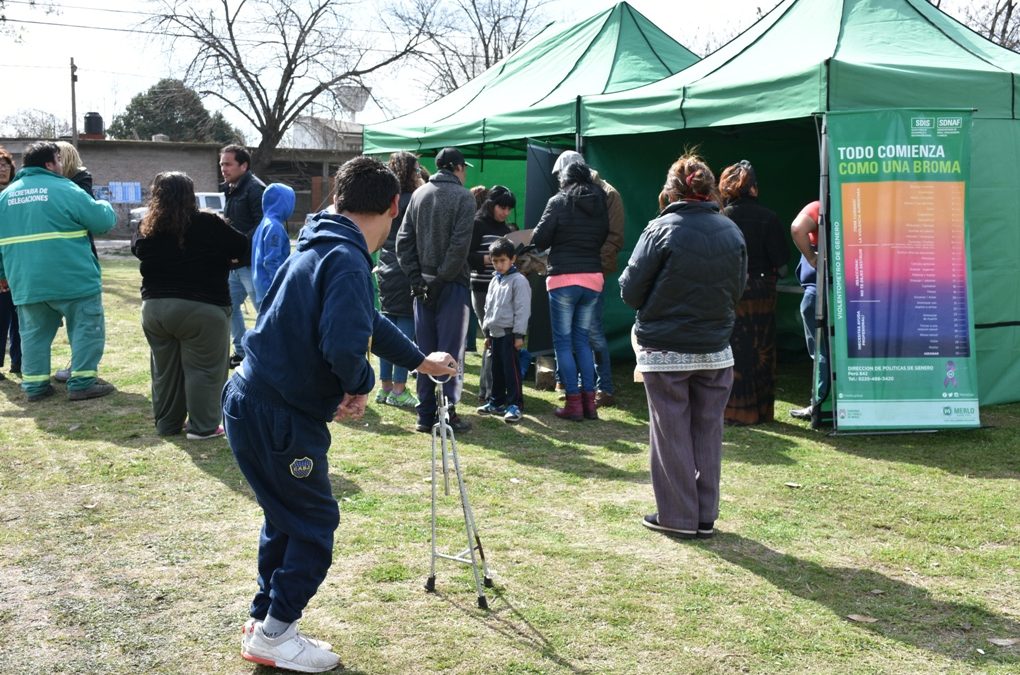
[
  {"left": 374, "top": 151, "right": 422, "bottom": 407},
  {"left": 132, "top": 171, "right": 248, "bottom": 439},
  {"left": 620, "top": 153, "right": 747, "bottom": 538},
  {"left": 718, "top": 160, "right": 787, "bottom": 425}
]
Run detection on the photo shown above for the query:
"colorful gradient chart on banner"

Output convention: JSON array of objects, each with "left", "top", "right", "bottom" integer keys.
[{"left": 828, "top": 110, "right": 979, "bottom": 431}]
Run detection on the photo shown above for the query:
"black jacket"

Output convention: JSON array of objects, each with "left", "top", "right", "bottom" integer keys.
[
  {"left": 376, "top": 192, "right": 414, "bottom": 317},
  {"left": 620, "top": 200, "right": 747, "bottom": 354},
  {"left": 133, "top": 211, "right": 249, "bottom": 306},
  {"left": 221, "top": 171, "right": 266, "bottom": 235},
  {"left": 468, "top": 212, "right": 513, "bottom": 294},
  {"left": 723, "top": 196, "right": 787, "bottom": 277},
  {"left": 531, "top": 183, "right": 609, "bottom": 276},
  {"left": 220, "top": 171, "right": 266, "bottom": 269}
]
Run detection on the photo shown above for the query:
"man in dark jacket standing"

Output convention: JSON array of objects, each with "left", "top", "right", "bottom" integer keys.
[
  {"left": 220, "top": 144, "right": 265, "bottom": 368},
  {"left": 224, "top": 156, "right": 456, "bottom": 672},
  {"left": 396, "top": 147, "right": 477, "bottom": 432}
]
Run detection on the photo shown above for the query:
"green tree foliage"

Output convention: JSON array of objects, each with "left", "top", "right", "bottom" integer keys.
[{"left": 108, "top": 79, "right": 245, "bottom": 144}]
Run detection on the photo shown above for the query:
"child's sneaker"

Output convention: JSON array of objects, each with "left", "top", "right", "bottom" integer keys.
[
  {"left": 374, "top": 389, "right": 391, "bottom": 404},
  {"left": 386, "top": 389, "right": 418, "bottom": 408},
  {"left": 503, "top": 405, "right": 522, "bottom": 424},
  {"left": 476, "top": 401, "right": 505, "bottom": 416},
  {"left": 242, "top": 621, "right": 339, "bottom": 672}
]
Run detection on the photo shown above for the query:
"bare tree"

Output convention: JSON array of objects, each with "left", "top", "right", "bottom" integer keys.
[
  {"left": 4, "top": 108, "right": 70, "bottom": 138},
  {"left": 932, "top": 0, "right": 1020, "bottom": 51},
  {"left": 391, "top": 0, "right": 547, "bottom": 98},
  {"left": 149, "top": 0, "right": 427, "bottom": 175}
]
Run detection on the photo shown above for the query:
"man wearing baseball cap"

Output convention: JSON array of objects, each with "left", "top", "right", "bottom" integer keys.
[{"left": 396, "top": 147, "right": 477, "bottom": 432}]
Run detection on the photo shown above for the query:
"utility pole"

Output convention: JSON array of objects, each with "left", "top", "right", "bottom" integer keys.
[{"left": 70, "top": 58, "right": 79, "bottom": 147}]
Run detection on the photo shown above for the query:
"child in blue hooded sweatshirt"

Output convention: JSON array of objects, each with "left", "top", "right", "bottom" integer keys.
[
  {"left": 251, "top": 182, "right": 295, "bottom": 307},
  {"left": 224, "top": 157, "right": 457, "bottom": 673}
]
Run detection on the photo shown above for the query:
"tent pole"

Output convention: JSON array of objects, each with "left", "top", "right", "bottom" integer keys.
[
  {"left": 815, "top": 114, "right": 832, "bottom": 430},
  {"left": 575, "top": 96, "right": 584, "bottom": 153}
]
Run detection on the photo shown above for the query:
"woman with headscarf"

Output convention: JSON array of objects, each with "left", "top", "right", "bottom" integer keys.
[
  {"left": 532, "top": 161, "right": 609, "bottom": 421},
  {"left": 620, "top": 153, "right": 746, "bottom": 538},
  {"left": 718, "top": 160, "right": 788, "bottom": 425},
  {"left": 132, "top": 172, "right": 248, "bottom": 439}
]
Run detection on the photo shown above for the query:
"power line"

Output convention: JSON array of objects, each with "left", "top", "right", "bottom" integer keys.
[
  {"left": 1, "top": 16, "right": 420, "bottom": 52},
  {"left": 3, "top": 0, "right": 421, "bottom": 38}
]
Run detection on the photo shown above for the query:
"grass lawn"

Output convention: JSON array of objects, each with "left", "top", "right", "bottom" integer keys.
[{"left": 0, "top": 255, "right": 1017, "bottom": 674}]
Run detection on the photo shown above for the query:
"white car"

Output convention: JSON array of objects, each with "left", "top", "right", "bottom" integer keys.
[{"left": 130, "top": 192, "right": 226, "bottom": 230}]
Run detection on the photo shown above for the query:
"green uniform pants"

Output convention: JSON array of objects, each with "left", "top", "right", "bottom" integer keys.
[
  {"left": 141, "top": 298, "right": 231, "bottom": 436},
  {"left": 18, "top": 293, "right": 106, "bottom": 396}
]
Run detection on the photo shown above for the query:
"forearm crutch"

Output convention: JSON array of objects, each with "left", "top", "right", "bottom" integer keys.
[{"left": 424, "top": 374, "right": 493, "bottom": 609}]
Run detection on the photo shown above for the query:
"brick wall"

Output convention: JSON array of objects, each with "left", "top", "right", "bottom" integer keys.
[{"left": 80, "top": 140, "right": 220, "bottom": 235}]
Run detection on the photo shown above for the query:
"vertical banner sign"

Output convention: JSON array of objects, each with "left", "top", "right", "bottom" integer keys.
[{"left": 827, "top": 110, "right": 979, "bottom": 430}]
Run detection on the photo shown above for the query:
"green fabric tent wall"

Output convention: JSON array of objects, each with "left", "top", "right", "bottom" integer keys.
[
  {"left": 362, "top": 2, "right": 699, "bottom": 158},
  {"left": 580, "top": 0, "right": 1020, "bottom": 405}
]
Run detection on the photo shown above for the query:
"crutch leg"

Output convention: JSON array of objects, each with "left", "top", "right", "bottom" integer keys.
[
  {"left": 425, "top": 423, "right": 439, "bottom": 594},
  {"left": 448, "top": 434, "right": 489, "bottom": 609}
]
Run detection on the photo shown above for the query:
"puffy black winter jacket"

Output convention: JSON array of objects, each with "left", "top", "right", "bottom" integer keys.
[
  {"left": 620, "top": 200, "right": 747, "bottom": 354},
  {"left": 376, "top": 192, "right": 414, "bottom": 317},
  {"left": 531, "top": 183, "right": 609, "bottom": 276}
]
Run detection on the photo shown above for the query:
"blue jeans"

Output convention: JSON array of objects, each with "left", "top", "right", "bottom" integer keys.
[
  {"left": 549, "top": 285, "right": 599, "bottom": 395},
  {"left": 379, "top": 313, "right": 415, "bottom": 384},
  {"left": 229, "top": 267, "right": 258, "bottom": 356},
  {"left": 800, "top": 287, "right": 830, "bottom": 402},
  {"left": 589, "top": 290, "right": 614, "bottom": 394}
]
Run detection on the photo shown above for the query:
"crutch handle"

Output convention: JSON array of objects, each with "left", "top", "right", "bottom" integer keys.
[{"left": 428, "top": 373, "right": 453, "bottom": 384}]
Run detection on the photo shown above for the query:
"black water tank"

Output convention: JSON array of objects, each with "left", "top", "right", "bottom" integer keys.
[{"left": 83, "top": 112, "right": 104, "bottom": 136}]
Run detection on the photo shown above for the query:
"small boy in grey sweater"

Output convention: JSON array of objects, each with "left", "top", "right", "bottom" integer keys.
[{"left": 477, "top": 237, "right": 531, "bottom": 423}]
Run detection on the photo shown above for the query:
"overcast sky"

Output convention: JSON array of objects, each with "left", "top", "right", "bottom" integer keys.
[{"left": 0, "top": 0, "right": 971, "bottom": 138}]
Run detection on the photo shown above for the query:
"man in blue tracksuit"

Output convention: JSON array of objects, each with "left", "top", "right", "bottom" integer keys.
[
  {"left": 224, "top": 156, "right": 457, "bottom": 673},
  {"left": 251, "top": 182, "right": 295, "bottom": 307}
]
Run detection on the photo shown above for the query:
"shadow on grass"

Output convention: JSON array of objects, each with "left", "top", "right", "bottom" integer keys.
[
  {"left": 428, "top": 585, "right": 589, "bottom": 674},
  {"left": 0, "top": 377, "right": 164, "bottom": 447},
  {"left": 161, "top": 432, "right": 364, "bottom": 504},
  {"left": 700, "top": 533, "right": 1020, "bottom": 666},
  {"left": 761, "top": 414, "right": 1020, "bottom": 479},
  {"left": 465, "top": 410, "right": 647, "bottom": 484}
]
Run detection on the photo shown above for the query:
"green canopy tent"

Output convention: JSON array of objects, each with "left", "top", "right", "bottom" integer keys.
[
  {"left": 578, "top": 0, "right": 1020, "bottom": 405},
  {"left": 363, "top": 2, "right": 698, "bottom": 162},
  {"left": 363, "top": 2, "right": 701, "bottom": 360}
]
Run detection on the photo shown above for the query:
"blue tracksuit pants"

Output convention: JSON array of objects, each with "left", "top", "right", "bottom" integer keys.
[
  {"left": 222, "top": 373, "right": 340, "bottom": 624},
  {"left": 413, "top": 282, "right": 469, "bottom": 424}
]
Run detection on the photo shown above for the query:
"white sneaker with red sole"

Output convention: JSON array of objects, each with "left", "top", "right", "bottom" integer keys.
[{"left": 242, "top": 620, "right": 338, "bottom": 673}]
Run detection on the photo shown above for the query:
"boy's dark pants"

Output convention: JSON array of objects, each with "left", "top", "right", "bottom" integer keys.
[
  {"left": 489, "top": 334, "right": 522, "bottom": 409},
  {"left": 223, "top": 374, "right": 340, "bottom": 624}
]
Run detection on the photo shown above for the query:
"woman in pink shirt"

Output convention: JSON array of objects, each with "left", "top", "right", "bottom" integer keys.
[{"left": 531, "top": 160, "right": 609, "bottom": 421}]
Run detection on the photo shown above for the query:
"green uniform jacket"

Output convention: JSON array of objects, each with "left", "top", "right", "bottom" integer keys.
[{"left": 0, "top": 166, "right": 116, "bottom": 305}]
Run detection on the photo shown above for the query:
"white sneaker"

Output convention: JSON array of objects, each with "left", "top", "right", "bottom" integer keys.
[
  {"left": 242, "top": 621, "right": 340, "bottom": 673},
  {"left": 242, "top": 618, "right": 332, "bottom": 653}
]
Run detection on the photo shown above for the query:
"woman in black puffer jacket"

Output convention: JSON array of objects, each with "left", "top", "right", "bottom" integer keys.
[
  {"left": 374, "top": 151, "right": 422, "bottom": 408},
  {"left": 531, "top": 161, "right": 609, "bottom": 421},
  {"left": 620, "top": 153, "right": 746, "bottom": 540}
]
